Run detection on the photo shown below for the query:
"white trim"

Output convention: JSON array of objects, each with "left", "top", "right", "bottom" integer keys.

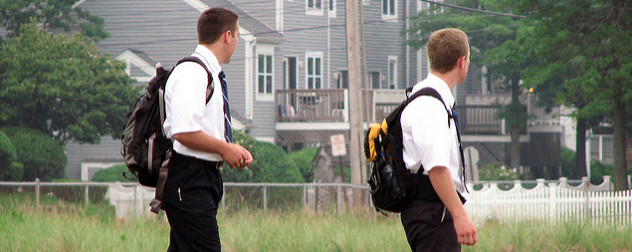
[
  {"left": 115, "top": 50, "right": 156, "bottom": 82},
  {"left": 244, "top": 36, "right": 256, "bottom": 119},
  {"left": 276, "top": 122, "right": 349, "bottom": 131},
  {"left": 256, "top": 44, "right": 275, "bottom": 101},
  {"left": 387, "top": 55, "right": 398, "bottom": 89},
  {"left": 276, "top": 0, "right": 284, "bottom": 32},
  {"left": 327, "top": 0, "right": 337, "bottom": 18},
  {"left": 231, "top": 117, "right": 246, "bottom": 131},
  {"left": 461, "top": 135, "right": 530, "bottom": 143},
  {"left": 416, "top": 49, "right": 423, "bottom": 83},
  {"left": 306, "top": 0, "right": 324, "bottom": 16},
  {"left": 182, "top": 0, "right": 253, "bottom": 36},
  {"left": 305, "top": 51, "right": 324, "bottom": 89},
  {"left": 255, "top": 136, "right": 275, "bottom": 143},
  {"left": 81, "top": 162, "right": 122, "bottom": 181},
  {"left": 381, "top": 0, "right": 398, "bottom": 21}
]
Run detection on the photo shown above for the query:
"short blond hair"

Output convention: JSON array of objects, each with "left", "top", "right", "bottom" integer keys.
[{"left": 426, "top": 28, "right": 469, "bottom": 73}]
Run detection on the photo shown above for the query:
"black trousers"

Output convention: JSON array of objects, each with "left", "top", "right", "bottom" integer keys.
[
  {"left": 162, "top": 152, "right": 223, "bottom": 252},
  {"left": 400, "top": 200, "right": 460, "bottom": 252}
]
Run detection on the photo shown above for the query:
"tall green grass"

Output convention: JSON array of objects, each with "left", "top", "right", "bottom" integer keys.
[{"left": 1, "top": 193, "right": 631, "bottom": 251}]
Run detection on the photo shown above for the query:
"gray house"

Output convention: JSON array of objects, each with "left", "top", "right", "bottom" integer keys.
[{"left": 67, "top": 0, "right": 573, "bottom": 181}]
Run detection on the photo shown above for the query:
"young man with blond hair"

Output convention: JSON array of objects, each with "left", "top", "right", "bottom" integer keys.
[{"left": 400, "top": 28, "right": 477, "bottom": 251}]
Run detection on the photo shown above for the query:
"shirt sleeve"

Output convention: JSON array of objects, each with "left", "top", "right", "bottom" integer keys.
[
  {"left": 406, "top": 97, "right": 452, "bottom": 173},
  {"left": 166, "top": 62, "right": 208, "bottom": 135}
]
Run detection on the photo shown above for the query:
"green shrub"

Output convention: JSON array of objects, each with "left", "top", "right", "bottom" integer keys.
[
  {"left": 589, "top": 159, "right": 613, "bottom": 185},
  {"left": 91, "top": 164, "right": 133, "bottom": 182},
  {"left": 561, "top": 147, "right": 575, "bottom": 178},
  {"left": 222, "top": 131, "right": 304, "bottom": 183},
  {"left": 1, "top": 127, "right": 66, "bottom": 181},
  {"left": 288, "top": 147, "right": 318, "bottom": 182},
  {"left": 44, "top": 185, "right": 108, "bottom": 203},
  {"left": 479, "top": 163, "right": 519, "bottom": 181},
  {"left": 0, "top": 130, "right": 19, "bottom": 181}
]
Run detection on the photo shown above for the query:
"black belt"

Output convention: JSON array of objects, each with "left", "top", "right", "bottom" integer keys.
[{"left": 173, "top": 151, "right": 223, "bottom": 170}]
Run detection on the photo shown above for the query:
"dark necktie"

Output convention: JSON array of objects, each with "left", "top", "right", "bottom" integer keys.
[
  {"left": 451, "top": 103, "right": 468, "bottom": 192},
  {"left": 219, "top": 71, "right": 233, "bottom": 143}
]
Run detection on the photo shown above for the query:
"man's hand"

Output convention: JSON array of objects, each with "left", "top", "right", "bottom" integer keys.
[
  {"left": 172, "top": 131, "right": 253, "bottom": 169},
  {"left": 454, "top": 213, "right": 477, "bottom": 245},
  {"left": 428, "top": 166, "right": 477, "bottom": 246},
  {"left": 220, "top": 143, "right": 253, "bottom": 169}
]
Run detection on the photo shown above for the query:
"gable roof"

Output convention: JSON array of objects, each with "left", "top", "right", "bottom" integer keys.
[{"left": 185, "top": 0, "right": 284, "bottom": 43}]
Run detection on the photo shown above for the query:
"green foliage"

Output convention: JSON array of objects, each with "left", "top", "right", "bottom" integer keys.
[
  {"left": 1, "top": 127, "right": 66, "bottom": 181},
  {"left": 221, "top": 131, "right": 304, "bottom": 183},
  {"left": 0, "top": 0, "right": 108, "bottom": 41},
  {"left": 0, "top": 130, "right": 17, "bottom": 180},
  {"left": 589, "top": 159, "right": 613, "bottom": 185},
  {"left": 91, "top": 164, "right": 134, "bottom": 182},
  {"left": 0, "top": 23, "right": 136, "bottom": 145},
  {"left": 516, "top": 0, "right": 632, "bottom": 190},
  {"left": 5, "top": 162, "right": 24, "bottom": 181},
  {"left": 288, "top": 147, "right": 318, "bottom": 182},
  {"left": 478, "top": 162, "right": 518, "bottom": 181},
  {"left": 560, "top": 147, "right": 575, "bottom": 178}
]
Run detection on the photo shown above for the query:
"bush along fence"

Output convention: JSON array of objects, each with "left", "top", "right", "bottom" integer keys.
[{"left": 0, "top": 176, "right": 630, "bottom": 225}]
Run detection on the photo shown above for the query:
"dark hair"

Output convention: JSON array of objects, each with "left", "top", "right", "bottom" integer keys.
[
  {"left": 426, "top": 28, "right": 469, "bottom": 73},
  {"left": 197, "top": 7, "right": 239, "bottom": 45}
]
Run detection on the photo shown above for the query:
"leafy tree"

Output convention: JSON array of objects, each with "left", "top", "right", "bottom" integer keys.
[
  {"left": 407, "top": 0, "right": 530, "bottom": 171},
  {"left": 0, "top": 23, "right": 137, "bottom": 145},
  {"left": 0, "top": 0, "right": 108, "bottom": 41},
  {"left": 2, "top": 127, "right": 66, "bottom": 181},
  {"left": 516, "top": 0, "right": 632, "bottom": 189},
  {"left": 0, "top": 130, "right": 21, "bottom": 181},
  {"left": 288, "top": 147, "right": 318, "bottom": 182}
]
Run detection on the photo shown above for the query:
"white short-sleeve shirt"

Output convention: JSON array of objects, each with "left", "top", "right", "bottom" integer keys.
[
  {"left": 400, "top": 73, "right": 464, "bottom": 193},
  {"left": 163, "top": 45, "right": 227, "bottom": 161}
]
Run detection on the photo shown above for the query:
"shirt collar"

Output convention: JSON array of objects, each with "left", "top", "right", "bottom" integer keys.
[
  {"left": 193, "top": 45, "right": 222, "bottom": 75},
  {"left": 412, "top": 73, "right": 456, "bottom": 109}
]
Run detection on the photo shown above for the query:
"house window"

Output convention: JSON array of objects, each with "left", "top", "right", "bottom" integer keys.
[
  {"left": 337, "top": 70, "right": 348, "bottom": 89},
  {"left": 306, "top": 52, "right": 323, "bottom": 89},
  {"left": 388, "top": 56, "right": 398, "bottom": 89},
  {"left": 256, "top": 45, "right": 275, "bottom": 100},
  {"left": 382, "top": 0, "right": 396, "bottom": 20},
  {"left": 369, "top": 71, "right": 380, "bottom": 89},
  {"left": 307, "top": 0, "right": 323, "bottom": 15},
  {"left": 328, "top": 0, "right": 336, "bottom": 17},
  {"left": 308, "top": 0, "right": 322, "bottom": 9}
]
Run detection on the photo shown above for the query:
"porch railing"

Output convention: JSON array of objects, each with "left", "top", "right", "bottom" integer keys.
[{"left": 275, "top": 89, "right": 348, "bottom": 122}]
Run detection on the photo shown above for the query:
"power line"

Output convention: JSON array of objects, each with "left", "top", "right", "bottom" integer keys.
[{"left": 420, "top": 0, "right": 527, "bottom": 19}]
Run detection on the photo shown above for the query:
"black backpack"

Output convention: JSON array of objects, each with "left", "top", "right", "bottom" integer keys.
[
  {"left": 121, "top": 56, "right": 213, "bottom": 213},
  {"left": 364, "top": 87, "right": 452, "bottom": 213}
]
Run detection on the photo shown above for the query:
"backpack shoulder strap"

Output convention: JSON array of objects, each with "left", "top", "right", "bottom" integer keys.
[
  {"left": 405, "top": 87, "right": 453, "bottom": 127},
  {"left": 175, "top": 56, "right": 214, "bottom": 104}
]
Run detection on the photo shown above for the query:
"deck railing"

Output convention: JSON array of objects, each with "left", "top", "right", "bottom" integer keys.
[{"left": 275, "top": 89, "right": 348, "bottom": 122}]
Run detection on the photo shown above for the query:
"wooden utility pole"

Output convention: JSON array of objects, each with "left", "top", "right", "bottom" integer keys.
[{"left": 345, "top": 0, "right": 366, "bottom": 190}]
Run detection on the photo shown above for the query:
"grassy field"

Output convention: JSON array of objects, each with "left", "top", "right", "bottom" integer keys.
[{"left": 1, "top": 193, "right": 631, "bottom": 251}]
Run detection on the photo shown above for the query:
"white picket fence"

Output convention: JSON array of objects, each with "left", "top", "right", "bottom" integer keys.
[
  {"left": 2, "top": 176, "right": 631, "bottom": 225},
  {"left": 463, "top": 177, "right": 632, "bottom": 226}
]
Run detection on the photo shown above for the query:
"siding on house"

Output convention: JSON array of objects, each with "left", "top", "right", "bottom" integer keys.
[{"left": 65, "top": 136, "right": 122, "bottom": 180}]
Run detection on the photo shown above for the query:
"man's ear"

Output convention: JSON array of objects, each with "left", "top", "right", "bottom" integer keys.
[
  {"left": 458, "top": 55, "right": 467, "bottom": 69},
  {"left": 223, "top": 30, "right": 233, "bottom": 43}
]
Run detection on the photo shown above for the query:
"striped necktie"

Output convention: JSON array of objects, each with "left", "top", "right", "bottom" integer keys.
[
  {"left": 451, "top": 103, "right": 468, "bottom": 192},
  {"left": 219, "top": 71, "right": 233, "bottom": 143}
]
